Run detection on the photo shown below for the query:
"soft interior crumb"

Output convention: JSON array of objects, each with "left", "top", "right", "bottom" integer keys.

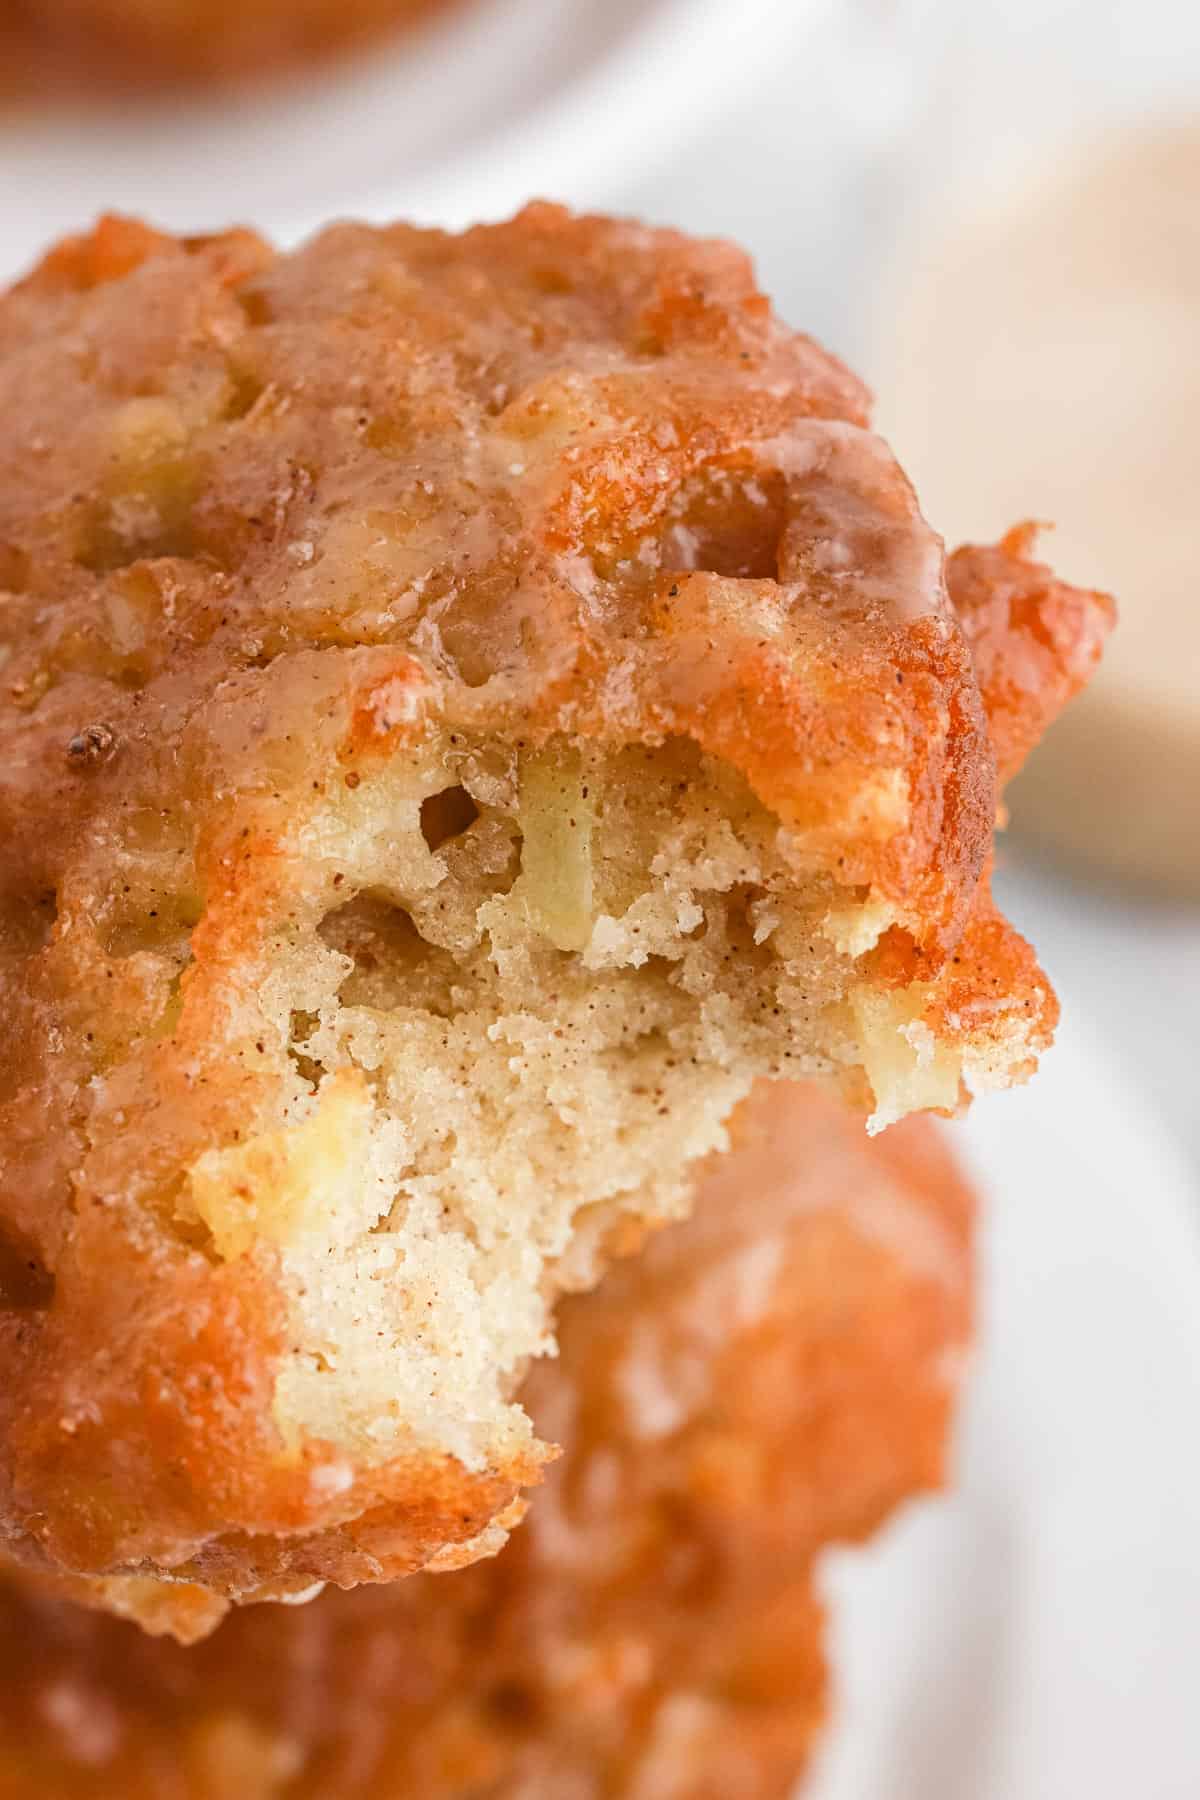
[{"left": 185, "top": 732, "right": 894, "bottom": 1468}]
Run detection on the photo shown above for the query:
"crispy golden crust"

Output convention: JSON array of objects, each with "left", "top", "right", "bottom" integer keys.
[
  {"left": 0, "top": 0, "right": 451, "bottom": 91},
  {"left": 0, "top": 210, "right": 987, "bottom": 953},
  {"left": 926, "top": 528, "right": 1117, "bottom": 1075},
  {"left": 0, "top": 208, "right": 1098, "bottom": 1610},
  {"left": 0, "top": 1083, "right": 973, "bottom": 1798},
  {"left": 947, "top": 524, "right": 1116, "bottom": 786}
]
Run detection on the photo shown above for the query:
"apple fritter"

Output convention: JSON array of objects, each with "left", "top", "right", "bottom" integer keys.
[{"left": 0, "top": 208, "right": 1107, "bottom": 1614}]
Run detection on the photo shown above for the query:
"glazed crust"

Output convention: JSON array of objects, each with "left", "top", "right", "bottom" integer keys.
[
  {"left": 0, "top": 209, "right": 1109, "bottom": 1611},
  {"left": 901, "top": 526, "right": 1116, "bottom": 1076},
  {"left": 0, "top": 1082, "right": 973, "bottom": 1798},
  {"left": 0, "top": 210, "right": 990, "bottom": 959}
]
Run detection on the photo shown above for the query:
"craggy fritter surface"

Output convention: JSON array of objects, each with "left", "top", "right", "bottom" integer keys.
[
  {"left": 0, "top": 209, "right": 1110, "bottom": 1618},
  {"left": 0, "top": 1083, "right": 974, "bottom": 1799},
  {"left": 946, "top": 525, "right": 1115, "bottom": 787},
  {"left": 0, "top": 0, "right": 452, "bottom": 91}
]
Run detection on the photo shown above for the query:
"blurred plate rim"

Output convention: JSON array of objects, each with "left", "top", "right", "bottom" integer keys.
[{"left": 806, "top": 1010, "right": 1200, "bottom": 1799}]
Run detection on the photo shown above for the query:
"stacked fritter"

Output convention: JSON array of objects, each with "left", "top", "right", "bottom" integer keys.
[
  {"left": 0, "top": 207, "right": 1111, "bottom": 1793},
  {"left": 0, "top": 1083, "right": 973, "bottom": 1798}
]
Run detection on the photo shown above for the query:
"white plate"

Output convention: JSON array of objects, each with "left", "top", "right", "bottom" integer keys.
[
  {"left": 806, "top": 1014, "right": 1200, "bottom": 1798},
  {"left": 0, "top": 0, "right": 812, "bottom": 281}
]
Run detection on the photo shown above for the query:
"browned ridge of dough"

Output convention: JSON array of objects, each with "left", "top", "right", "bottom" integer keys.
[
  {"left": 0, "top": 208, "right": 1112, "bottom": 1622},
  {"left": 0, "top": 1084, "right": 973, "bottom": 1799}
]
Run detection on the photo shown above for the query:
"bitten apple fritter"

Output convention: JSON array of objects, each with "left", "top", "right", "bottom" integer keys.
[{"left": 0, "top": 208, "right": 1110, "bottom": 1618}]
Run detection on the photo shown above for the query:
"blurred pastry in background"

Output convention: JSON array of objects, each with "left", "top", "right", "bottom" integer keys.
[
  {"left": 881, "top": 122, "right": 1200, "bottom": 897},
  {"left": 0, "top": 0, "right": 458, "bottom": 90},
  {"left": 0, "top": 1083, "right": 975, "bottom": 1798}
]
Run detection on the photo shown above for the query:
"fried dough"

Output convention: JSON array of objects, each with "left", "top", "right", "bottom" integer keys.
[{"left": 0, "top": 208, "right": 1108, "bottom": 1612}]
